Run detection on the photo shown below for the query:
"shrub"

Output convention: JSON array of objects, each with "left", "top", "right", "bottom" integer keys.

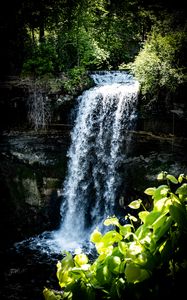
[{"left": 128, "top": 29, "right": 186, "bottom": 97}]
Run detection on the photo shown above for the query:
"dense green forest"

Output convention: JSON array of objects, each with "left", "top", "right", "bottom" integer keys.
[{"left": 1, "top": 0, "right": 186, "bottom": 99}]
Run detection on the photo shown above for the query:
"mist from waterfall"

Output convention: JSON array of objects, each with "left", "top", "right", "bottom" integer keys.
[{"left": 53, "top": 71, "right": 140, "bottom": 250}]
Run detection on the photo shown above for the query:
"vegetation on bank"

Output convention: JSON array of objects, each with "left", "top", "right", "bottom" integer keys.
[
  {"left": 43, "top": 171, "right": 187, "bottom": 299},
  {"left": 1, "top": 1, "right": 186, "bottom": 101}
]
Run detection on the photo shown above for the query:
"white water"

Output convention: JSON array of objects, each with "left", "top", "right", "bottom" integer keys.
[
  {"left": 53, "top": 71, "right": 140, "bottom": 251},
  {"left": 15, "top": 71, "right": 139, "bottom": 254}
]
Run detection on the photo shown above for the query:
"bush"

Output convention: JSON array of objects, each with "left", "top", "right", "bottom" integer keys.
[
  {"left": 43, "top": 171, "right": 187, "bottom": 299},
  {"left": 128, "top": 28, "right": 186, "bottom": 97}
]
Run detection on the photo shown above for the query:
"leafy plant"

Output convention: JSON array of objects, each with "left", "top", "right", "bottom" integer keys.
[
  {"left": 128, "top": 27, "right": 186, "bottom": 97},
  {"left": 43, "top": 172, "right": 187, "bottom": 299}
]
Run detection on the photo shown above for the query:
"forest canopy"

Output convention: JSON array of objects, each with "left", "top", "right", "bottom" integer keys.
[{"left": 0, "top": 0, "right": 186, "bottom": 87}]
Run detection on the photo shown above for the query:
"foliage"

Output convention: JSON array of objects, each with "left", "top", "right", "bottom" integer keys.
[
  {"left": 127, "top": 21, "right": 187, "bottom": 97},
  {"left": 43, "top": 171, "right": 187, "bottom": 299}
]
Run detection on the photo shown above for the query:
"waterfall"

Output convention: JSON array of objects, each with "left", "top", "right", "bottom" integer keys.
[{"left": 53, "top": 71, "right": 140, "bottom": 250}]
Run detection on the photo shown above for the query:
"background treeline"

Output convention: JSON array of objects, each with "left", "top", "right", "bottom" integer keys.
[{"left": 0, "top": 0, "right": 186, "bottom": 97}]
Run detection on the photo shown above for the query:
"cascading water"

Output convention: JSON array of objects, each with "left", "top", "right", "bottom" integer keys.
[
  {"left": 53, "top": 71, "right": 140, "bottom": 250},
  {"left": 14, "top": 71, "right": 139, "bottom": 254}
]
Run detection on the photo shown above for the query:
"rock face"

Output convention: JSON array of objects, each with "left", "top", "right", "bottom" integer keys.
[{"left": 0, "top": 130, "right": 70, "bottom": 247}]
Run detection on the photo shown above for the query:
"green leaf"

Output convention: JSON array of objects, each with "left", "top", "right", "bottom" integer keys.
[
  {"left": 43, "top": 288, "right": 62, "bottom": 300},
  {"left": 101, "top": 230, "right": 122, "bottom": 246},
  {"left": 157, "top": 171, "right": 167, "bottom": 180},
  {"left": 166, "top": 174, "right": 178, "bottom": 184},
  {"left": 178, "top": 174, "right": 184, "bottom": 183},
  {"left": 108, "top": 256, "right": 122, "bottom": 274},
  {"left": 90, "top": 228, "right": 102, "bottom": 243},
  {"left": 154, "top": 185, "right": 169, "bottom": 201},
  {"left": 144, "top": 187, "right": 156, "bottom": 196},
  {"left": 104, "top": 217, "right": 120, "bottom": 227},
  {"left": 74, "top": 253, "right": 89, "bottom": 266},
  {"left": 125, "top": 263, "right": 150, "bottom": 283},
  {"left": 144, "top": 211, "right": 161, "bottom": 226},
  {"left": 154, "top": 216, "right": 172, "bottom": 241},
  {"left": 118, "top": 241, "right": 128, "bottom": 255},
  {"left": 138, "top": 211, "right": 149, "bottom": 223},
  {"left": 128, "top": 199, "right": 142, "bottom": 209},
  {"left": 152, "top": 214, "right": 168, "bottom": 233},
  {"left": 96, "top": 264, "right": 112, "bottom": 285},
  {"left": 169, "top": 204, "right": 187, "bottom": 228},
  {"left": 176, "top": 183, "right": 187, "bottom": 201},
  {"left": 119, "top": 224, "right": 133, "bottom": 237}
]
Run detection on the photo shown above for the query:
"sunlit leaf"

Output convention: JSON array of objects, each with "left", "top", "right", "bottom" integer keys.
[
  {"left": 100, "top": 231, "right": 122, "bottom": 249},
  {"left": 166, "top": 174, "right": 178, "bottom": 184},
  {"left": 74, "top": 253, "right": 89, "bottom": 266},
  {"left": 43, "top": 288, "right": 62, "bottom": 300},
  {"left": 138, "top": 211, "right": 149, "bottom": 223},
  {"left": 152, "top": 214, "right": 167, "bottom": 233},
  {"left": 176, "top": 183, "right": 187, "bottom": 201},
  {"left": 135, "top": 224, "right": 151, "bottom": 240},
  {"left": 108, "top": 256, "right": 122, "bottom": 274},
  {"left": 154, "top": 185, "right": 169, "bottom": 201},
  {"left": 128, "top": 215, "right": 138, "bottom": 222},
  {"left": 119, "top": 224, "right": 133, "bottom": 237},
  {"left": 178, "top": 174, "right": 184, "bottom": 183},
  {"left": 154, "top": 197, "right": 169, "bottom": 211},
  {"left": 128, "top": 199, "right": 142, "bottom": 209},
  {"left": 157, "top": 171, "right": 167, "bottom": 180},
  {"left": 154, "top": 216, "right": 172, "bottom": 241},
  {"left": 144, "top": 211, "right": 161, "bottom": 225},
  {"left": 90, "top": 228, "right": 102, "bottom": 243},
  {"left": 104, "top": 217, "right": 120, "bottom": 227},
  {"left": 144, "top": 187, "right": 156, "bottom": 196},
  {"left": 118, "top": 241, "right": 128, "bottom": 255}
]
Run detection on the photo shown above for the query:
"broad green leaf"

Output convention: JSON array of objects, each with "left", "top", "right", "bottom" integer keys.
[
  {"left": 104, "top": 217, "right": 120, "bottom": 227},
  {"left": 90, "top": 228, "right": 102, "bottom": 243},
  {"left": 135, "top": 224, "right": 151, "bottom": 240},
  {"left": 128, "top": 199, "right": 142, "bottom": 209},
  {"left": 166, "top": 174, "right": 178, "bottom": 184},
  {"left": 118, "top": 241, "right": 128, "bottom": 255},
  {"left": 128, "top": 215, "right": 138, "bottom": 222},
  {"left": 101, "top": 230, "right": 122, "bottom": 246},
  {"left": 59, "top": 252, "right": 74, "bottom": 270},
  {"left": 138, "top": 211, "right": 149, "bottom": 223},
  {"left": 127, "top": 241, "right": 144, "bottom": 257},
  {"left": 119, "top": 224, "right": 133, "bottom": 237},
  {"left": 157, "top": 171, "right": 167, "bottom": 180},
  {"left": 144, "top": 187, "right": 156, "bottom": 196},
  {"left": 152, "top": 214, "right": 167, "bottom": 233},
  {"left": 96, "top": 264, "right": 112, "bottom": 285},
  {"left": 108, "top": 256, "right": 122, "bottom": 274},
  {"left": 144, "top": 211, "right": 161, "bottom": 226},
  {"left": 169, "top": 204, "right": 187, "bottom": 228},
  {"left": 154, "top": 216, "right": 172, "bottom": 241},
  {"left": 43, "top": 288, "right": 62, "bottom": 300},
  {"left": 125, "top": 263, "right": 150, "bottom": 283},
  {"left": 176, "top": 183, "right": 187, "bottom": 201},
  {"left": 154, "top": 197, "right": 170, "bottom": 212},
  {"left": 74, "top": 253, "right": 89, "bottom": 266},
  {"left": 154, "top": 185, "right": 169, "bottom": 201},
  {"left": 178, "top": 174, "right": 184, "bottom": 183}
]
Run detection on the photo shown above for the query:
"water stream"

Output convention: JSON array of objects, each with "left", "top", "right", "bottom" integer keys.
[
  {"left": 15, "top": 71, "right": 139, "bottom": 254},
  {"left": 53, "top": 71, "right": 140, "bottom": 250}
]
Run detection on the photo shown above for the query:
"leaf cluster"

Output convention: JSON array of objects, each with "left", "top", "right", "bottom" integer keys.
[
  {"left": 43, "top": 171, "right": 187, "bottom": 299},
  {"left": 128, "top": 24, "right": 187, "bottom": 97}
]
